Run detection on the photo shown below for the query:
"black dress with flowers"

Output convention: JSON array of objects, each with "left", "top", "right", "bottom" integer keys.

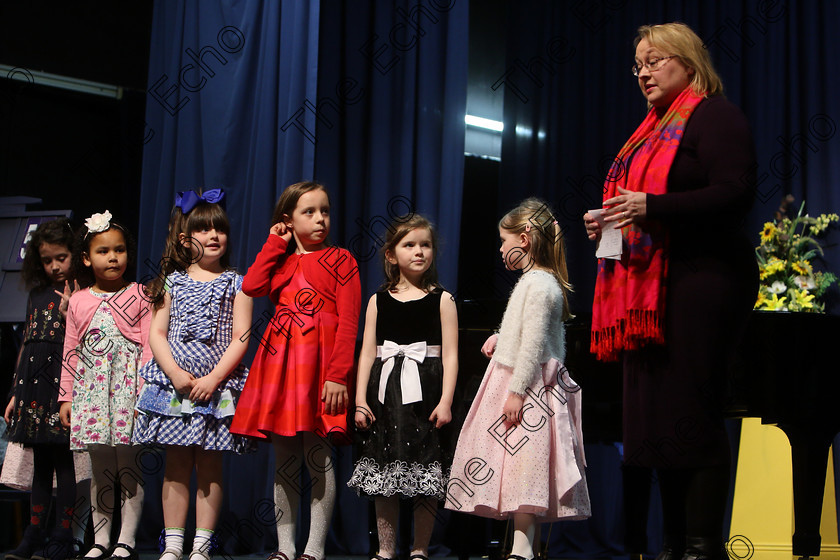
[
  {"left": 347, "top": 290, "right": 456, "bottom": 500},
  {"left": 7, "top": 287, "right": 70, "bottom": 444}
]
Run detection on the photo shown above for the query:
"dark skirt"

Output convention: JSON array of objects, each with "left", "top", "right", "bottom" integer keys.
[
  {"left": 622, "top": 249, "right": 758, "bottom": 469},
  {"left": 7, "top": 340, "right": 70, "bottom": 445},
  {"left": 348, "top": 355, "right": 455, "bottom": 499}
]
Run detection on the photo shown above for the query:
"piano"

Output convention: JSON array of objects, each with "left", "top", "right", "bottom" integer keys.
[{"left": 732, "top": 310, "right": 840, "bottom": 558}]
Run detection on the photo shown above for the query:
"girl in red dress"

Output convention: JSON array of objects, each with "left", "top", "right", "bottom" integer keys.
[{"left": 230, "top": 182, "right": 361, "bottom": 560}]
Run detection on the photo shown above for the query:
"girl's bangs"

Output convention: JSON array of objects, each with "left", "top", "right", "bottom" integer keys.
[{"left": 186, "top": 204, "right": 230, "bottom": 234}]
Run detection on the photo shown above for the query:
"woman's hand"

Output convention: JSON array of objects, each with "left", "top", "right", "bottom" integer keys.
[
  {"left": 4, "top": 397, "right": 14, "bottom": 424},
  {"left": 604, "top": 186, "right": 647, "bottom": 228},
  {"left": 354, "top": 401, "right": 375, "bottom": 429},
  {"left": 55, "top": 280, "right": 81, "bottom": 318},
  {"left": 171, "top": 369, "right": 196, "bottom": 395},
  {"left": 270, "top": 222, "right": 293, "bottom": 243},
  {"left": 429, "top": 402, "right": 452, "bottom": 429},
  {"left": 583, "top": 212, "right": 602, "bottom": 242},
  {"left": 481, "top": 334, "right": 498, "bottom": 358},
  {"left": 322, "top": 381, "right": 348, "bottom": 416},
  {"left": 189, "top": 374, "right": 221, "bottom": 402},
  {"left": 502, "top": 392, "right": 525, "bottom": 427},
  {"left": 59, "top": 402, "right": 72, "bottom": 427}
]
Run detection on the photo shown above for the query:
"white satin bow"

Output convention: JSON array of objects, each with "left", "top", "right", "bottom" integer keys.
[{"left": 377, "top": 340, "right": 438, "bottom": 405}]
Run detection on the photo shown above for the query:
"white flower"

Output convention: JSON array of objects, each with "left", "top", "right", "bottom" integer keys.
[
  {"left": 85, "top": 210, "right": 112, "bottom": 233},
  {"left": 793, "top": 275, "right": 816, "bottom": 290},
  {"left": 768, "top": 281, "right": 787, "bottom": 294}
]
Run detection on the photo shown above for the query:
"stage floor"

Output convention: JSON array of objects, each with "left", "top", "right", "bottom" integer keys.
[{"left": 135, "top": 556, "right": 640, "bottom": 560}]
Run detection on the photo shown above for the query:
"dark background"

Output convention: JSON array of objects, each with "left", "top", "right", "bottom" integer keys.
[{"left": 2, "top": 1, "right": 840, "bottom": 558}]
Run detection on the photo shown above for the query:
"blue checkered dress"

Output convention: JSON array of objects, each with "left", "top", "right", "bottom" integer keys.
[{"left": 133, "top": 270, "right": 254, "bottom": 453}]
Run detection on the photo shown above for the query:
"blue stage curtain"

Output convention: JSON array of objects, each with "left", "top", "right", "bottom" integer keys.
[
  {"left": 138, "top": 0, "right": 467, "bottom": 555},
  {"left": 311, "top": 2, "right": 468, "bottom": 552},
  {"left": 137, "top": 0, "right": 323, "bottom": 554},
  {"left": 497, "top": 0, "right": 840, "bottom": 556},
  {"left": 313, "top": 0, "right": 468, "bottom": 298},
  {"left": 139, "top": 0, "right": 320, "bottom": 273}
]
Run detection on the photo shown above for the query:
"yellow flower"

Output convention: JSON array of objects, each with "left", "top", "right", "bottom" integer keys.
[
  {"left": 760, "top": 222, "right": 778, "bottom": 243},
  {"left": 791, "top": 260, "right": 813, "bottom": 276},
  {"left": 764, "top": 293, "right": 787, "bottom": 311},
  {"left": 759, "top": 258, "right": 785, "bottom": 280},
  {"left": 790, "top": 289, "right": 815, "bottom": 310},
  {"left": 754, "top": 290, "right": 769, "bottom": 309}
]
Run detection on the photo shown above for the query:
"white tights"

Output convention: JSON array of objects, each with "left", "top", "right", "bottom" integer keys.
[
  {"left": 87, "top": 445, "right": 144, "bottom": 552},
  {"left": 272, "top": 433, "right": 336, "bottom": 560}
]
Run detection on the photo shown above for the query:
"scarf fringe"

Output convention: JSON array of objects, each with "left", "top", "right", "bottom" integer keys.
[{"left": 590, "top": 309, "right": 664, "bottom": 362}]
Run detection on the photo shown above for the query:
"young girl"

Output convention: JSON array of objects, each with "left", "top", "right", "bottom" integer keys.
[
  {"left": 230, "top": 181, "right": 361, "bottom": 560},
  {"left": 132, "top": 191, "right": 254, "bottom": 560},
  {"left": 58, "top": 211, "right": 151, "bottom": 560},
  {"left": 444, "top": 199, "right": 590, "bottom": 560},
  {"left": 4, "top": 219, "right": 79, "bottom": 560},
  {"left": 347, "top": 214, "right": 458, "bottom": 560}
]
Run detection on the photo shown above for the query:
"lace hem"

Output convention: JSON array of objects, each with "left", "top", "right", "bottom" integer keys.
[{"left": 347, "top": 457, "right": 449, "bottom": 500}]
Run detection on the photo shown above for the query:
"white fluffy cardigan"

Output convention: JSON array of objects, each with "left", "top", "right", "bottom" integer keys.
[{"left": 493, "top": 269, "right": 566, "bottom": 395}]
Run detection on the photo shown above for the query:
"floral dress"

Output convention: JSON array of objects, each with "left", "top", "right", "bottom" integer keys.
[
  {"left": 7, "top": 288, "right": 69, "bottom": 444},
  {"left": 69, "top": 290, "right": 141, "bottom": 450}
]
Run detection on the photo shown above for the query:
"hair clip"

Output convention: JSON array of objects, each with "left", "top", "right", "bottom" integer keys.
[
  {"left": 175, "top": 188, "right": 226, "bottom": 214},
  {"left": 553, "top": 220, "right": 558, "bottom": 225},
  {"left": 85, "top": 210, "right": 112, "bottom": 234},
  {"left": 525, "top": 224, "right": 531, "bottom": 232}
]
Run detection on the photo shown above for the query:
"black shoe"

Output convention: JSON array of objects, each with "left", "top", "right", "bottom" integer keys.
[
  {"left": 681, "top": 536, "right": 726, "bottom": 560},
  {"left": 6, "top": 525, "right": 45, "bottom": 560},
  {"left": 106, "top": 545, "right": 138, "bottom": 560},
  {"left": 76, "top": 545, "right": 111, "bottom": 560}
]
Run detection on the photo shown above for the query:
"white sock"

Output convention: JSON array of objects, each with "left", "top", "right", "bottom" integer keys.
[
  {"left": 510, "top": 513, "right": 535, "bottom": 559},
  {"left": 192, "top": 528, "right": 214, "bottom": 554},
  {"left": 162, "top": 527, "right": 185, "bottom": 557}
]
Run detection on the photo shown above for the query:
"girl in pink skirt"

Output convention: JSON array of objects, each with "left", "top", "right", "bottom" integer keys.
[{"left": 444, "top": 198, "right": 590, "bottom": 560}]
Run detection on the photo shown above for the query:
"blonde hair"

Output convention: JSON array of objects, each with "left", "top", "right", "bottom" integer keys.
[
  {"left": 635, "top": 22, "right": 724, "bottom": 107},
  {"left": 499, "top": 198, "right": 573, "bottom": 320},
  {"left": 381, "top": 214, "right": 442, "bottom": 294}
]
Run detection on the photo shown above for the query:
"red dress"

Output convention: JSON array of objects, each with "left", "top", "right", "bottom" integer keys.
[{"left": 230, "top": 235, "right": 361, "bottom": 440}]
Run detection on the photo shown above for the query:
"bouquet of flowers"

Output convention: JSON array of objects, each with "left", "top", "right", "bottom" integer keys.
[{"left": 755, "top": 199, "right": 838, "bottom": 312}]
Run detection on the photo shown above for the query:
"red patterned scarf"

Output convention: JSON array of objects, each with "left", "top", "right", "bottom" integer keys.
[{"left": 591, "top": 87, "right": 706, "bottom": 361}]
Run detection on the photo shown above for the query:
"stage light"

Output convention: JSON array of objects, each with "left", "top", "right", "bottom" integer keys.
[
  {"left": 464, "top": 114, "right": 504, "bottom": 132},
  {"left": 0, "top": 64, "right": 123, "bottom": 99}
]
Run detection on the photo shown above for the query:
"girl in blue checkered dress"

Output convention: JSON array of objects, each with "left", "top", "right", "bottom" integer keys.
[{"left": 132, "top": 191, "right": 254, "bottom": 560}]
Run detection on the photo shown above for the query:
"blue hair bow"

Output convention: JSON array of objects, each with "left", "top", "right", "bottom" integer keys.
[{"left": 175, "top": 188, "right": 226, "bottom": 214}]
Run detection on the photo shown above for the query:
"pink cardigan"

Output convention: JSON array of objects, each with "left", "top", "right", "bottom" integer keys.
[{"left": 59, "top": 283, "right": 152, "bottom": 402}]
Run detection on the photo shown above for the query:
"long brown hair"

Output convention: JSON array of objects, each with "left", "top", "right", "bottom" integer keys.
[
  {"left": 21, "top": 218, "right": 76, "bottom": 291},
  {"left": 499, "top": 198, "right": 573, "bottom": 320},
  {"left": 271, "top": 181, "right": 330, "bottom": 251},
  {"left": 147, "top": 201, "right": 232, "bottom": 309},
  {"left": 381, "top": 214, "right": 443, "bottom": 294}
]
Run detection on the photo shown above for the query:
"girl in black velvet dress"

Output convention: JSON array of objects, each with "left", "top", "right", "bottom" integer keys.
[{"left": 348, "top": 214, "right": 459, "bottom": 560}]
